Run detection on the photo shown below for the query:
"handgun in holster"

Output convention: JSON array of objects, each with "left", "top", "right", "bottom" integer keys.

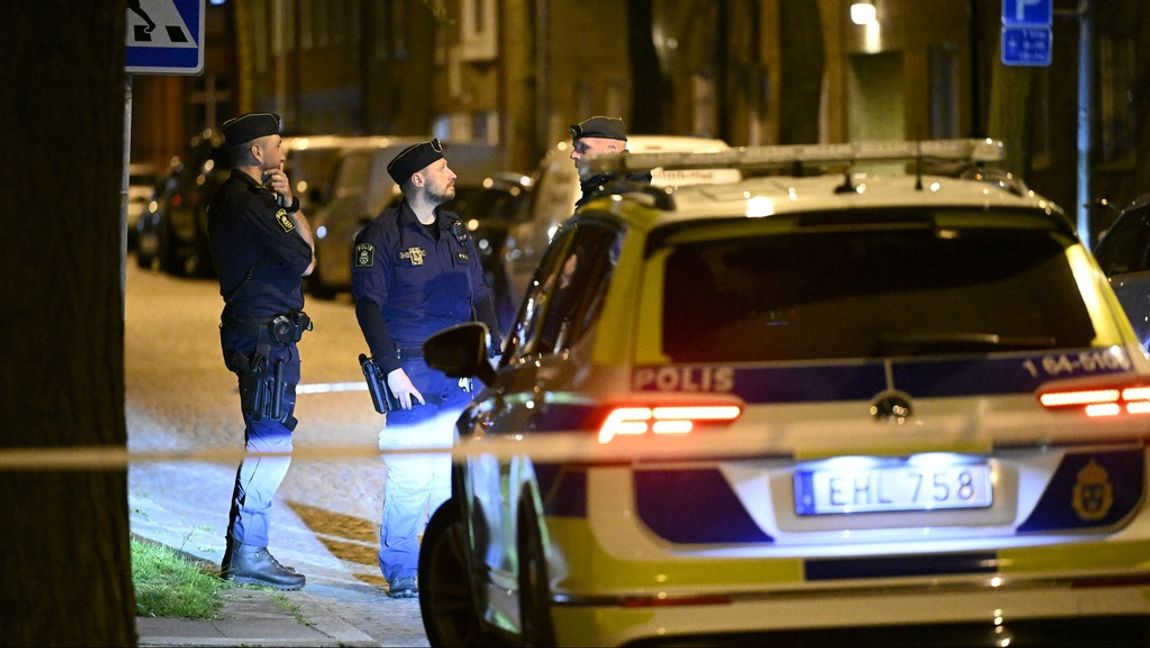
[
  {"left": 230, "top": 351, "right": 289, "bottom": 423},
  {"left": 359, "top": 353, "right": 401, "bottom": 414}
]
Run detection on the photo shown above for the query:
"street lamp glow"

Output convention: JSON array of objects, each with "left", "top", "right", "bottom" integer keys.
[{"left": 851, "top": 1, "right": 877, "bottom": 26}]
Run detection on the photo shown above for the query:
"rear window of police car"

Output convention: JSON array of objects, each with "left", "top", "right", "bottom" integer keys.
[{"left": 659, "top": 208, "right": 1095, "bottom": 363}]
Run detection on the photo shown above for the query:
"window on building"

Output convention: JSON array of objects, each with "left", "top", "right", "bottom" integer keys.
[
  {"left": 1030, "top": 68, "right": 1051, "bottom": 172},
  {"left": 461, "top": 0, "right": 497, "bottom": 60},
  {"left": 928, "top": 44, "right": 958, "bottom": 139},
  {"left": 283, "top": 0, "right": 295, "bottom": 53},
  {"left": 394, "top": 1, "right": 406, "bottom": 59},
  {"left": 472, "top": 111, "right": 499, "bottom": 144},
  {"left": 314, "top": 0, "right": 329, "bottom": 47},
  {"left": 349, "top": 0, "right": 361, "bottom": 43},
  {"left": 372, "top": 2, "right": 387, "bottom": 60},
  {"left": 1099, "top": 34, "right": 1137, "bottom": 168},
  {"left": 253, "top": 0, "right": 268, "bottom": 73},
  {"left": 331, "top": 0, "right": 346, "bottom": 44},
  {"left": 300, "top": 0, "right": 313, "bottom": 50},
  {"left": 270, "top": 1, "right": 285, "bottom": 57}
]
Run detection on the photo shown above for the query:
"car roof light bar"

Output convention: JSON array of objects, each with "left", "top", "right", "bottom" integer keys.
[{"left": 584, "top": 138, "right": 1006, "bottom": 176}]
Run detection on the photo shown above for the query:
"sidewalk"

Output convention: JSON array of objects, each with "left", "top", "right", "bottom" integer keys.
[
  {"left": 128, "top": 462, "right": 427, "bottom": 647},
  {"left": 137, "top": 585, "right": 381, "bottom": 647}
]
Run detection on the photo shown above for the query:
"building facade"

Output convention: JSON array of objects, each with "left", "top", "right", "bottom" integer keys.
[{"left": 130, "top": 0, "right": 1150, "bottom": 243}]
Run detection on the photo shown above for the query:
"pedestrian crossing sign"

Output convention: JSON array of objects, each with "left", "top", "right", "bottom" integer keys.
[{"left": 125, "top": 0, "right": 205, "bottom": 75}]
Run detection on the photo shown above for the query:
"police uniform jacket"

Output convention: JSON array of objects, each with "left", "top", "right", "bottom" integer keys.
[
  {"left": 208, "top": 169, "right": 313, "bottom": 322},
  {"left": 352, "top": 199, "right": 500, "bottom": 374},
  {"left": 576, "top": 170, "right": 654, "bottom": 207}
]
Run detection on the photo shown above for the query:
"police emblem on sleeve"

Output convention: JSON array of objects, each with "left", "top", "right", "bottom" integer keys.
[
  {"left": 399, "top": 246, "right": 427, "bottom": 266},
  {"left": 354, "top": 243, "right": 374, "bottom": 268},
  {"left": 1072, "top": 459, "right": 1113, "bottom": 521},
  {"left": 275, "top": 208, "right": 295, "bottom": 233}
]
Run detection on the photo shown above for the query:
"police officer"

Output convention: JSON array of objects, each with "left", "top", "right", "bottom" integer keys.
[
  {"left": 208, "top": 112, "right": 315, "bottom": 590},
  {"left": 569, "top": 115, "right": 650, "bottom": 207},
  {"left": 352, "top": 139, "right": 501, "bottom": 598}
]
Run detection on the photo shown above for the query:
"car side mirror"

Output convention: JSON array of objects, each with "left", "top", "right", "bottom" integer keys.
[{"left": 423, "top": 322, "right": 496, "bottom": 386}]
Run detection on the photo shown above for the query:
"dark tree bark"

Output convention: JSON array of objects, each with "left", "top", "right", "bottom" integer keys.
[
  {"left": 777, "top": 0, "right": 825, "bottom": 144},
  {"left": 0, "top": 2, "right": 136, "bottom": 646}
]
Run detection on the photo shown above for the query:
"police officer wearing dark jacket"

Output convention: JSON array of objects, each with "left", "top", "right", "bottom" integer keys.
[
  {"left": 208, "top": 112, "right": 316, "bottom": 590},
  {"left": 352, "top": 139, "right": 500, "bottom": 598},
  {"left": 569, "top": 115, "right": 651, "bottom": 207}
]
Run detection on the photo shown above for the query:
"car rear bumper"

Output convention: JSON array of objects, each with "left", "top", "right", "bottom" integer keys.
[{"left": 550, "top": 575, "right": 1150, "bottom": 646}]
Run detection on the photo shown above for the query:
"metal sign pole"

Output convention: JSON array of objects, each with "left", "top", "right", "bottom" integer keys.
[
  {"left": 122, "top": 73, "right": 134, "bottom": 301},
  {"left": 1076, "top": 0, "right": 1094, "bottom": 248}
]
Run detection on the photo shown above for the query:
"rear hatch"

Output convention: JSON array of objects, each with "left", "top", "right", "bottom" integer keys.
[{"left": 628, "top": 207, "right": 1149, "bottom": 548}]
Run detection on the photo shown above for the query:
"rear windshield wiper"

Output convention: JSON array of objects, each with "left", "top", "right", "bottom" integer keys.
[{"left": 874, "top": 332, "right": 1059, "bottom": 355}]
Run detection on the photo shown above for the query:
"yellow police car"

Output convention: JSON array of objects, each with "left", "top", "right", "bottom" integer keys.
[{"left": 418, "top": 139, "right": 1150, "bottom": 646}]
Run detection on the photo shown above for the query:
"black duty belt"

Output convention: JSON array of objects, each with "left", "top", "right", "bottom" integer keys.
[{"left": 223, "top": 311, "right": 313, "bottom": 345}]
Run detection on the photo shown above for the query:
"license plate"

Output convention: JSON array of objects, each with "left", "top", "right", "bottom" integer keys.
[{"left": 794, "top": 462, "right": 993, "bottom": 516}]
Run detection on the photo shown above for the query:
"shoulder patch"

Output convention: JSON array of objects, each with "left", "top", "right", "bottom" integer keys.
[
  {"left": 354, "top": 242, "right": 375, "bottom": 268},
  {"left": 275, "top": 209, "right": 295, "bottom": 233}
]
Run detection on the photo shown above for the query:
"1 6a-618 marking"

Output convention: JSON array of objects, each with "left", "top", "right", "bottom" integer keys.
[{"left": 1022, "top": 350, "right": 1130, "bottom": 378}]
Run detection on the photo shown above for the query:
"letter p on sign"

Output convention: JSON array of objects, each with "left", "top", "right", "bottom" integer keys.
[{"left": 1002, "top": 0, "right": 1051, "bottom": 27}]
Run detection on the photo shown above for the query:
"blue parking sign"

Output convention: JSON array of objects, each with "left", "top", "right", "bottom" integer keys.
[
  {"left": 1001, "top": 0, "right": 1052, "bottom": 27},
  {"left": 125, "top": 0, "right": 205, "bottom": 75},
  {"left": 1001, "top": 26, "right": 1052, "bottom": 67}
]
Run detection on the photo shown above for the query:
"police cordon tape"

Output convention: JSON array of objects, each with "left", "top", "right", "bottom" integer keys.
[
  {"left": 0, "top": 431, "right": 781, "bottom": 471},
  {"left": 0, "top": 411, "right": 1101, "bottom": 471}
]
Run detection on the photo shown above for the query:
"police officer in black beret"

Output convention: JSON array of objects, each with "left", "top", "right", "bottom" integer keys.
[
  {"left": 569, "top": 115, "right": 651, "bottom": 207},
  {"left": 207, "top": 112, "right": 316, "bottom": 590},
  {"left": 351, "top": 139, "right": 501, "bottom": 598}
]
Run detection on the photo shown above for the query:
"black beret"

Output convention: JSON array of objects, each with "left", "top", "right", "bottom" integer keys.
[
  {"left": 570, "top": 116, "right": 627, "bottom": 142},
  {"left": 222, "top": 112, "right": 282, "bottom": 147},
  {"left": 387, "top": 138, "right": 445, "bottom": 185}
]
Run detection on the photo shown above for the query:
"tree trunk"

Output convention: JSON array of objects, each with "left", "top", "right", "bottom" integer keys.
[
  {"left": 0, "top": 2, "right": 136, "bottom": 646},
  {"left": 777, "top": 0, "right": 824, "bottom": 144}
]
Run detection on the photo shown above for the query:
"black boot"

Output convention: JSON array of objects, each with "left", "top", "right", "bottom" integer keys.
[{"left": 222, "top": 542, "right": 306, "bottom": 590}]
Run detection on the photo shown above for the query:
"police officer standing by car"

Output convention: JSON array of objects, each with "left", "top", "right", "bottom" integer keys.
[
  {"left": 208, "top": 112, "right": 316, "bottom": 590},
  {"left": 569, "top": 115, "right": 650, "bottom": 207},
  {"left": 352, "top": 139, "right": 501, "bottom": 598}
]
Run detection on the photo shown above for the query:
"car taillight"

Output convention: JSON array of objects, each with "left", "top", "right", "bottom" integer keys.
[
  {"left": 1038, "top": 384, "right": 1150, "bottom": 417},
  {"left": 598, "top": 404, "right": 743, "bottom": 444}
]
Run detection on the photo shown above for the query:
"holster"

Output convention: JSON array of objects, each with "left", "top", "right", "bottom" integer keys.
[
  {"left": 359, "top": 353, "right": 401, "bottom": 414},
  {"left": 227, "top": 346, "right": 289, "bottom": 423}
]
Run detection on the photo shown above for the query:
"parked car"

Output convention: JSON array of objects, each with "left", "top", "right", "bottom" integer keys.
[
  {"left": 134, "top": 129, "right": 227, "bottom": 276},
  {"left": 135, "top": 131, "right": 398, "bottom": 277},
  {"left": 125, "top": 162, "right": 158, "bottom": 251},
  {"left": 418, "top": 139, "right": 1150, "bottom": 646},
  {"left": 306, "top": 137, "right": 426, "bottom": 298},
  {"left": 306, "top": 141, "right": 507, "bottom": 299},
  {"left": 500, "top": 135, "right": 740, "bottom": 308},
  {"left": 449, "top": 172, "right": 532, "bottom": 338},
  {"left": 1092, "top": 194, "right": 1150, "bottom": 349},
  {"left": 284, "top": 135, "right": 408, "bottom": 215}
]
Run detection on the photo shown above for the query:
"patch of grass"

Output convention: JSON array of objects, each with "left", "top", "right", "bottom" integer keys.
[
  {"left": 132, "top": 537, "right": 229, "bottom": 618},
  {"left": 271, "top": 592, "right": 312, "bottom": 626}
]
